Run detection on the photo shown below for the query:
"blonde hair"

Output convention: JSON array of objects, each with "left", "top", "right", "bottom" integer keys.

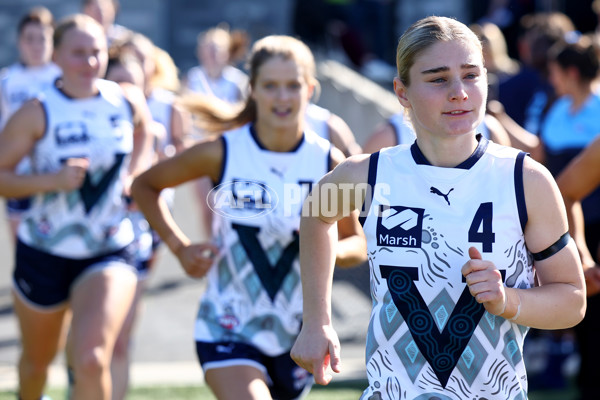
[
  {"left": 115, "top": 32, "right": 181, "bottom": 92},
  {"left": 182, "top": 35, "right": 318, "bottom": 134},
  {"left": 151, "top": 46, "right": 180, "bottom": 92},
  {"left": 396, "top": 16, "right": 483, "bottom": 86}
]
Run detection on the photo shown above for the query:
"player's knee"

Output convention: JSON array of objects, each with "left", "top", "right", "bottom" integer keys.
[
  {"left": 112, "top": 334, "right": 130, "bottom": 359},
  {"left": 72, "top": 346, "right": 109, "bottom": 380}
]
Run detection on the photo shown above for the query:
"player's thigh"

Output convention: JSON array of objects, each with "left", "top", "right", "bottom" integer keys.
[
  {"left": 205, "top": 364, "right": 272, "bottom": 400},
  {"left": 69, "top": 266, "right": 137, "bottom": 356}
]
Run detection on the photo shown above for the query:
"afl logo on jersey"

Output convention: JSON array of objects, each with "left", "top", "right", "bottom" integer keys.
[
  {"left": 376, "top": 205, "right": 424, "bottom": 248},
  {"left": 209, "top": 179, "right": 279, "bottom": 219}
]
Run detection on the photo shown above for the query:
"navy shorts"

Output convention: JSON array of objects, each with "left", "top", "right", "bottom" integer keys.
[
  {"left": 13, "top": 240, "right": 137, "bottom": 309},
  {"left": 6, "top": 197, "right": 32, "bottom": 216},
  {"left": 196, "top": 341, "right": 313, "bottom": 399}
]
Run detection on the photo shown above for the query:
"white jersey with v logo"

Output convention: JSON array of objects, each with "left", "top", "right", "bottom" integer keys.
[
  {"left": 194, "top": 124, "right": 331, "bottom": 356},
  {"left": 359, "top": 137, "right": 534, "bottom": 400},
  {"left": 18, "top": 79, "right": 134, "bottom": 258}
]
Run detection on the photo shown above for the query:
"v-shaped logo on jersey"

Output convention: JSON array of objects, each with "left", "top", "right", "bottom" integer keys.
[
  {"left": 380, "top": 264, "right": 486, "bottom": 387},
  {"left": 232, "top": 223, "right": 299, "bottom": 301},
  {"left": 79, "top": 153, "right": 126, "bottom": 214}
]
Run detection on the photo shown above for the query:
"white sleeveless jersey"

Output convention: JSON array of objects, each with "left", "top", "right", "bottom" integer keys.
[
  {"left": 146, "top": 88, "right": 176, "bottom": 206},
  {"left": 147, "top": 88, "right": 174, "bottom": 149},
  {"left": 18, "top": 79, "right": 135, "bottom": 258},
  {"left": 194, "top": 124, "right": 331, "bottom": 356},
  {"left": 0, "top": 62, "right": 62, "bottom": 176},
  {"left": 305, "top": 103, "right": 331, "bottom": 141},
  {"left": 359, "top": 137, "right": 533, "bottom": 400},
  {"left": 186, "top": 65, "right": 246, "bottom": 104},
  {"left": 0, "top": 62, "right": 61, "bottom": 129},
  {"left": 389, "top": 113, "right": 416, "bottom": 146}
]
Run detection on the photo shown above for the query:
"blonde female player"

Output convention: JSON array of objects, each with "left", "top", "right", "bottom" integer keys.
[
  {"left": 132, "top": 35, "right": 366, "bottom": 399},
  {"left": 291, "top": 16, "right": 585, "bottom": 400}
]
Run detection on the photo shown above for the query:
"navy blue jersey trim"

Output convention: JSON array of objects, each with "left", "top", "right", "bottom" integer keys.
[
  {"left": 532, "top": 232, "right": 571, "bottom": 261},
  {"left": 514, "top": 151, "right": 528, "bottom": 231},
  {"left": 410, "top": 141, "right": 429, "bottom": 165},
  {"left": 359, "top": 151, "right": 379, "bottom": 226},
  {"left": 40, "top": 100, "right": 49, "bottom": 140},
  {"left": 390, "top": 120, "right": 400, "bottom": 146},
  {"left": 250, "top": 123, "right": 305, "bottom": 152},
  {"left": 410, "top": 134, "right": 488, "bottom": 169},
  {"left": 215, "top": 136, "right": 227, "bottom": 186},
  {"left": 54, "top": 78, "right": 101, "bottom": 100}
]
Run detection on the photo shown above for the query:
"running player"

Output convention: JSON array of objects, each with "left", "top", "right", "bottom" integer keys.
[
  {"left": 132, "top": 34, "right": 366, "bottom": 399},
  {"left": 0, "top": 14, "right": 153, "bottom": 400},
  {"left": 291, "top": 16, "right": 585, "bottom": 400}
]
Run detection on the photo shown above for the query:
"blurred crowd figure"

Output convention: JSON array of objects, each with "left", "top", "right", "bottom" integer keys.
[
  {"left": 184, "top": 25, "right": 248, "bottom": 104},
  {"left": 0, "top": 6, "right": 61, "bottom": 242},
  {"left": 293, "top": 0, "right": 398, "bottom": 82}
]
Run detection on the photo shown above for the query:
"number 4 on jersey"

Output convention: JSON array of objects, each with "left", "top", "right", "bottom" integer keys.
[{"left": 468, "top": 202, "right": 495, "bottom": 252}]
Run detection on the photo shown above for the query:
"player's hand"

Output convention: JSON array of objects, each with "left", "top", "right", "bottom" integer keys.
[
  {"left": 583, "top": 265, "right": 600, "bottom": 297},
  {"left": 462, "top": 247, "right": 506, "bottom": 315},
  {"left": 175, "top": 242, "right": 218, "bottom": 278},
  {"left": 55, "top": 157, "right": 89, "bottom": 191},
  {"left": 291, "top": 323, "right": 341, "bottom": 385}
]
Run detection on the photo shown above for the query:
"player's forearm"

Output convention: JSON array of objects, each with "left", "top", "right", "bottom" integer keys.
[
  {"left": 299, "top": 215, "right": 337, "bottom": 325},
  {"left": 512, "top": 283, "right": 585, "bottom": 329},
  {"left": 336, "top": 234, "right": 367, "bottom": 268}
]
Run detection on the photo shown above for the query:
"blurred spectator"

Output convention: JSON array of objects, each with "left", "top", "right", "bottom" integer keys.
[
  {"left": 470, "top": 21, "right": 520, "bottom": 101},
  {"left": 535, "top": 33, "right": 600, "bottom": 394},
  {"left": 184, "top": 25, "right": 248, "bottom": 104},
  {"left": 119, "top": 32, "right": 188, "bottom": 153},
  {"left": 293, "top": 0, "right": 396, "bottom": 82},
  {"left": 474, "top": 0, "right": 536, "bottom": 59},
  {"left": 498, "top": 12, "right": 575, "bottom": 133},
  {"left": 557, "top": 132, "right": 600, "bottom": 400},
  {"left": 81, "top": 0, "right": 131, "bottom": 45}
]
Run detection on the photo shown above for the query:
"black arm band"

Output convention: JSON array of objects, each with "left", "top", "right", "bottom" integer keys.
[{"left": 532, "top": 232, "right": 571, "bottom": 261}]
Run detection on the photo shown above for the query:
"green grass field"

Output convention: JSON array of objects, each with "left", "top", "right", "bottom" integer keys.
[{"left": 0, "top": 380, "right": 576, "bottom": 400}]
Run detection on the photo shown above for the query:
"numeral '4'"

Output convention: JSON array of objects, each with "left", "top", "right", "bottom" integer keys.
[{"left": 468, "top": 202, "right": 495, "bottom": 252}]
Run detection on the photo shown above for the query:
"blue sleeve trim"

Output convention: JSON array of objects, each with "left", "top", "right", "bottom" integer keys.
[
  {"left": 358, "top": 151, "right": 379, "bottom": 227},
  {"left": 215, "top": 136, "right": 227, "bottom": 186},
  {"left": 515, "top": 151, "right": 528, "bottom": 232},
  {"left": 40, "top": 100, "right": 49, "bottom": 140}
]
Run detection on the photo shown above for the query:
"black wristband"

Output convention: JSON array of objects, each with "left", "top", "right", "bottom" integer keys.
[{"left": 532, "top": 232, "right": 571, "bottom": 261}]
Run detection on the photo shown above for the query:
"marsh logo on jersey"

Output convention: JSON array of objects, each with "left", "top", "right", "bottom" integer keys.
[
  {"left": 54, "top": 121, "right": 90, "bottom": 146},
  {"left": 376, "top": 205, "right": 424, "bottom": 248}
]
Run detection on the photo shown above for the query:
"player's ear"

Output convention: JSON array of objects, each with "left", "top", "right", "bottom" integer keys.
[{"left": 394, "top": 77, "right": 411, "bottom": 109}]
